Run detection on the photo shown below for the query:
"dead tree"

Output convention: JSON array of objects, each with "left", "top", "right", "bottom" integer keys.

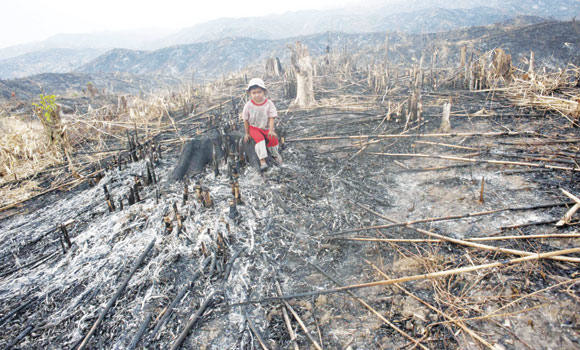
[
  {"left": 265, "top": 56, "right": 284, "bottom": 77},
  {"left": 289, "top": 42, "right": 316, "bottom": 108}
]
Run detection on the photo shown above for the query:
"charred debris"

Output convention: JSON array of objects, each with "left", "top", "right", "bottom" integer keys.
[{"left": 1, "top": 35, "right": 580, "bottom": 349}]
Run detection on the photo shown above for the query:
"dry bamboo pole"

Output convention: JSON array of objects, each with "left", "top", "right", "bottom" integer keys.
[
  {"left": 499, "top": 138, "right": 580, "bottom": 146},
  {"left": 369, "top": 152, "right": 580, "bottom": 171},
  {"left": 333, "top": 233, "right": 580, "bottom": 244},
  {"left": 310, "top": 263, "right": 429, "bottom": 350},
  {"left": 556, "top": 188, "right": 580, "bottom": 226},
  {"left": 366, "top": 260, "right": 494, "bottom": 349},
  {"left": 350, "top": 201, "right": 580, "bottom": 263},
  {"left": 275, "top": 281, "right": 323, "bottom": 350},
  {"left": 329, "top": 202, "right": 572, "bottom": 236},
  {"left": 235, "top": 247, "right": 580, "bottom": 306},
  {"left": 285, "top": 131, "right": 536, "bottom": 142},
  {"left": 77, "top": 238, "right": 156, "bottom": 350},
  {"left": 413, "top": 140, "right": 481, "bottom": 151}
]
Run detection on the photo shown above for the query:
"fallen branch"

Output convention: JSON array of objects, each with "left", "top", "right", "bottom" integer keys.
[{"left": 275, "top": 283, "right": 299, "bottom": 350}]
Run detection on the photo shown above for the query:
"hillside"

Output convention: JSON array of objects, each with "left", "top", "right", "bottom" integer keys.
[
  {"left": 80, "top": 21, "right": 580, "bottom": 78},
  {"left": 0, "top": 48, "right": 105, "bottom": 79}
]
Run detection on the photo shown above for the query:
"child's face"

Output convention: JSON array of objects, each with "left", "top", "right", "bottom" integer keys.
[{"left": 249, "top": 87, "right": 266, "bottom": 103}]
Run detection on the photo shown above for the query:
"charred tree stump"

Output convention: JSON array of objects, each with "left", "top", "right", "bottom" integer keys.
[{"left": 103, "top": 185, "right": 116, "bottom": 212}]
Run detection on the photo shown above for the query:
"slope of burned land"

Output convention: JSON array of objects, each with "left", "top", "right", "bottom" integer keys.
[{"left": 0, "top": 50, "right": 579, "bottom": 349}]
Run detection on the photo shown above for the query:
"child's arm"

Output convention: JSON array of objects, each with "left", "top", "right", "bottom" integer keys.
[
  {"left": 267, "top": 117, "right": 277, "bottom": 138},
  {"left": 243, "top": 119, "right": 250, "bottom": 142}
]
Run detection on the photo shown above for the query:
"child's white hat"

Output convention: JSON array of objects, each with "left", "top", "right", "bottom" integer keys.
[{"left": 247, "top": 78, "right": 267, "bottom": 91}]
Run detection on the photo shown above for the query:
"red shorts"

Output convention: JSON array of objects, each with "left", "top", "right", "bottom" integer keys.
[{"left": 249, "top": 125, "right": 278, "bottom": 147}]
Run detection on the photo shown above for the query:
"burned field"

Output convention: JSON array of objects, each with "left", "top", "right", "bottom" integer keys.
[{"left": 1, "top": 52, "right": 580, "bottom": 349}]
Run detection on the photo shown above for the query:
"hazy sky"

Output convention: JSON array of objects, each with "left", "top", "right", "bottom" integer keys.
[{"left": 0, "top": 0, "right": 361, "bottom": 48}]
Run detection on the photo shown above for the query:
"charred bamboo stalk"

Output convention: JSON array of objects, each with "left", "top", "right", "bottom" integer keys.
[
  {"left": 77, "top": 238, "right": 156, "bottom": 350},
  {"left": 149, "top": 256, "right": 211, "bottom": 342},
  {"left": 128, "top": 312, "right": 152, "bottom": 350},
  {"left": 0, "top": 296, "right": 38, "bottom": 327},
  {"left": 60, "top": 224, "right": 72, "bottom": 248},
  {"left": 234, "top": 182, "right": 242, "bottom": 205},
  {"left": 223, "top": 248, "right": 244, "bottom": 282},
  {"left": 5, "top": 323, "right": 35, "bottom": 349},
  {"left": 195, "top": 185, "right": 203, "bottom": 203},
  {"left": 202, "top": 190, "right": 213, "bottom": 208},
  {"left": 103, "top": 184, "right": 116, "bottom": 212},
  {"left": 170, "top": 291, "right": 216, "bottom": 350},
  {"left": 182, "top": 179, "right": 189, "bottom": 205}
]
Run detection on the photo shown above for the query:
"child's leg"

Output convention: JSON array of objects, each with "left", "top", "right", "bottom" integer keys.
[
  {"left": 248, "top": 126, "right": 268, "bottom": 168},
  {"left": 267, "top": 145, "right": 282, "bottom": 163},
  {"left": 254, "top": 140, "right": 267, "bottom": 160}
]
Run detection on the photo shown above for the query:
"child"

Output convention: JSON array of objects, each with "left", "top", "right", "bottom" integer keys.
[{"left": 242, "top": 78, "right": 282, "bottom": 171}]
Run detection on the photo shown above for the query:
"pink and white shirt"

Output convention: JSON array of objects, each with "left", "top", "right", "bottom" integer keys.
[{"left": 241, "top": 99, "right": 278, "bottom": 129}]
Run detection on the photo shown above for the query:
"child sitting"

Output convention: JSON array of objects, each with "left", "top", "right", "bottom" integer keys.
[{"left": 242, "top": 78, "right": 282, "bottom": 171}]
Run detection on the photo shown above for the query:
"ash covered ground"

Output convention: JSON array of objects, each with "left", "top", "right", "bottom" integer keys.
[{"left": 1, "top": 81, "right": 580, "bottom": 350}]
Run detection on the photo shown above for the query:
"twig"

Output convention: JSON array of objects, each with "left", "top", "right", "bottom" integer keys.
[{"left": 333, "top": 233, "right": 580, "bottom": 244}]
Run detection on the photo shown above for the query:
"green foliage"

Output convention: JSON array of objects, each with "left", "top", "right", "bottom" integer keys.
[{"left": 32, "top": 94, "right": 58, "bottom": 122}]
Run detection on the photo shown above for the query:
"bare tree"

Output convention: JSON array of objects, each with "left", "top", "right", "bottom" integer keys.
[{"left": 289, "top": 42, "right": 316, "bottom": 108}]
